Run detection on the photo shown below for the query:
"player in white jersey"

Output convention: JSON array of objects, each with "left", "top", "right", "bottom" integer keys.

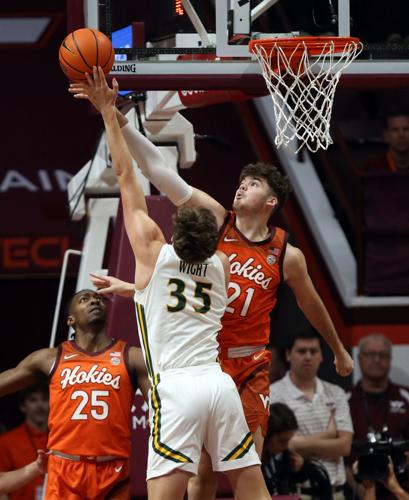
[
  {"left": 80, "top": 67, "right": 271, "bottom": 500},
  {"left": 135, "top": 244, "right": 227, "bottom": 373}
]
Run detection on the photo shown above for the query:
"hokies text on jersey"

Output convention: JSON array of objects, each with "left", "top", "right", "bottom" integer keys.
[
  {"left": 228, "top": 253, "right": 272, "bottom": 290},
  {"left": 60, "top": 364, "right": 121, "bottom": 390}
]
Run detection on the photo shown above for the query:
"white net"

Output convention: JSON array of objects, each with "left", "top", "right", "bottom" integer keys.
[{"left": 250, "top": 38, "right": 363, "bottom": 153}]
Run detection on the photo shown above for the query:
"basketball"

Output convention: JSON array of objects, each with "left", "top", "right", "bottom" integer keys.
[{"left": 59, "top": 28, "right": 115, "bottom": 81}]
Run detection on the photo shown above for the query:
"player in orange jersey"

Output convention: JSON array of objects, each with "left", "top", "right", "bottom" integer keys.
[
  {"left": 70, "top": 69, "right": 354, "bottom": 500},
  {"left": 0, "top": 289, "right": 149, "bottom": 500}
]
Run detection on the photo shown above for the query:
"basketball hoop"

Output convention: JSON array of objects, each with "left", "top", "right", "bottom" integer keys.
[{"left": 249, "top": 36, "right": 363, "bottom": 153}]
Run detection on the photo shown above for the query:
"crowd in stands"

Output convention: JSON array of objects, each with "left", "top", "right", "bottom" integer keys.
[
  {"left": 264, "top": 332, "right": 409, "bottom": 500},
  {"left": 1, "top": 331, "right": 408, "bottom": 499},
  {"left": 362, "top": 112, "right": 409, "bottom": 173}
]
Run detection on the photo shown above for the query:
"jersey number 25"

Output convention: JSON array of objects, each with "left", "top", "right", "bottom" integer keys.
[{"left": 71, "top": 390, "right": 109, "bottom": 420}]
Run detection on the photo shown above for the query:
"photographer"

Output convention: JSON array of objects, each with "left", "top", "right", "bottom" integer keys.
[
  {"left": 347, "top": 333, "right": 409, "bottom": 498},
  {"left": 262, "top": 403, "right": 334, "bottom": 499},
  {"left": 262, "top": 402, "right": 300, "bottom": 496},
  {"left": 354, "top": 458, "right": 409, "bottom": 500}
]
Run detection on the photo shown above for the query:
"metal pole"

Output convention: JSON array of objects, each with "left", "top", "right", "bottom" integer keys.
[
  {"left": 338, "top": 0, "right": 350, "bottom": 37},
  {"left": 49, "top": 249, "right": 82, "bottom": 348},
  {"left": 181, "top": 0, "right": 212, "bottom": 47},
  {"left": 251, "top": 0, "right": 280, "bottom": 22}
]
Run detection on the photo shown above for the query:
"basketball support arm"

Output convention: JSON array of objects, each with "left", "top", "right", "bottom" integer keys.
[{"left": 181, "top": 0, "right": 213, "bottom": 48}]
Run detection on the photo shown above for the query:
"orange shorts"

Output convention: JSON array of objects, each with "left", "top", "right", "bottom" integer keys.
[
  {"left": 45, "top": 455, "right": 130, "bottom": 500},
  {"left": 220, "top": 348, "right": 271, "bottom": 436}
]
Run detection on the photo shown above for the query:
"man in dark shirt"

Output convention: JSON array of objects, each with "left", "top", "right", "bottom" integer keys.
[
  {"left": 364, "top": 112, "right": 409, "bottom": 172},
  {"left": 347, "top": 333, "right": 409, "bottom": 498},
  {"left": 349, "top": 333, "right": 409, "bottom": 439}
]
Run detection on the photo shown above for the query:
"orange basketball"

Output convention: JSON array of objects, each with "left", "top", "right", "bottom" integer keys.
[{"left": 59, "top": 28, "right": 115, "bottom": 81}]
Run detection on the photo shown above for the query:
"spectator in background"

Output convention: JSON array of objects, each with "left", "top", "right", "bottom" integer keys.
[
  {"left": 349, "top": 333, "right": 409, "bottom": 440},
  {"left": 0, "top": 383, "right": 48, "bottom": 500},
  {"left": 363, "top": 112, "right": 409, "bottom": 172},
  {"left": 270, "top": 331, "right": 353, "bottom": 500},
  {"left": 353, "top": 458, "right": 409, "bottom": 500},
  {"left": 262, "top": 402, "right": 300, "bottom": 495},
  {"left": 262, "top": 402, "right": 333, "bottom": 499},
  {"left": 346, "top": 333, "right": 409, "bottom": 498},
  {"left": 0, "top": 451, "right": 48, "bottom": 497}
]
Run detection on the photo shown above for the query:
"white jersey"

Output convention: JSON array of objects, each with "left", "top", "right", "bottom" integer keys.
[{"left": 134, "top": 244, "right": 227, "bottom": 378}]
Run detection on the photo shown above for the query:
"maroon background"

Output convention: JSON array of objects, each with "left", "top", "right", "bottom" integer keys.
[
  {"left": 0, "top": 0, "right": 103, "bottom": 424},
  {"left": 0, "top": 1, "right": 102, "bottom": 276}
]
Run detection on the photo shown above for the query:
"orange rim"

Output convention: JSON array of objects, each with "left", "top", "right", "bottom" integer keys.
[{"left": 248, "top": 36, "right": 361, "bottom": 57}]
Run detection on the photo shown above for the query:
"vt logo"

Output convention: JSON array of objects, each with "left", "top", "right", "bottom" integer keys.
[
  {"left": 259, "top": 394, "right": 270, "bottom": 410},
  {"left": 390, "top": 400, "right": 405, "bottom": 413}
]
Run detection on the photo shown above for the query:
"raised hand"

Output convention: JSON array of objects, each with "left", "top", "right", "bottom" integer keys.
[
  {"left": 68, "top": 66, "right": 118, "bottom": 113},
  {"left": 89, "top": 273, "right": 134, "bottom": 297}
]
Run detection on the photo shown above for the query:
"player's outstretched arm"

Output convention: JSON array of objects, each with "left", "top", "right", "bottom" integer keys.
[
  {"left": 283, "top": 244, "right": 353, "bottom": 377},
  {"left": 0, "top": 349, "right": 56, "bottom": 397},
  {"left": 69, "top": 78, "right": 227, "bottom": 227},
  {"left": 89, "top": 273, "right": 135, "bottom": 297},
  {"left": 118, "top": 112, "right": 227, "bottom": 226},
  {"left": 83, "top": 68, "right": 165, "bottom": 287}
]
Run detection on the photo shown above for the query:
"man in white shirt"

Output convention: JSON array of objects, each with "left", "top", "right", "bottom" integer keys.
[{"left": 270, "top": 330, "right": 353, "bottom": 500}]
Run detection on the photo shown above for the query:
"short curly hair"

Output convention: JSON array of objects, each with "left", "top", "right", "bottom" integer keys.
[
  {"left": 239, "top": 162, "right": 291, "bottom": 212},
  {"left": 173, "top": 207, "right": 219, "bottom": 264}
]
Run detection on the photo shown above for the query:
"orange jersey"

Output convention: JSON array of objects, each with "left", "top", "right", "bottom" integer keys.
[
  {"left": 48, "top": 339, "right": 134, "bottom": 458},
  {"left": 218, "top": 211, "right": 288, "bottom": 348}
]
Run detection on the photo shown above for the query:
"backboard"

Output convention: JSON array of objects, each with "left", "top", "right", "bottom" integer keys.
[{"left": 67, "top": 0, "right": 409, "bottom": 91}]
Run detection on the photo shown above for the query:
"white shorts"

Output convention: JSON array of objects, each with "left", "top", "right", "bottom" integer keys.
[{"left": 147, "top": 363, "right": 260, "bottom": 480}]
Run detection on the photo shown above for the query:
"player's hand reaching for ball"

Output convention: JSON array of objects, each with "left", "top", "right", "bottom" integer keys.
[{"left": 69, "top": 66, "right": 118, "bottom": 113}]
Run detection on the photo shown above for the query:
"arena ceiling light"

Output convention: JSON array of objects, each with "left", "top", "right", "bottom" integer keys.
[{"left": 0, "top": 13, "right": 62, "bottom": 47}]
